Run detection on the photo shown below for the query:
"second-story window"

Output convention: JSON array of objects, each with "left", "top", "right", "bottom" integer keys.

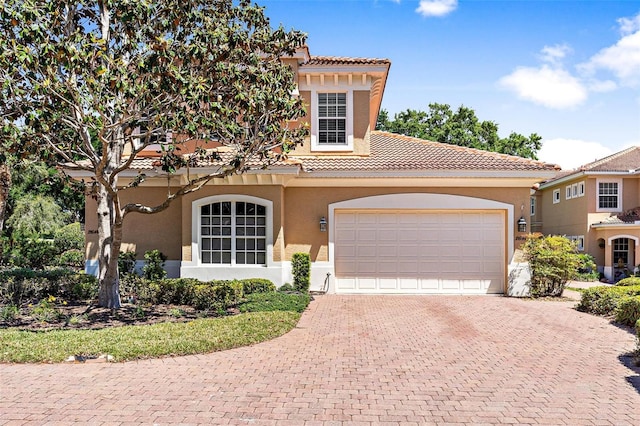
[
  {"left": 318, "top": 93, "right": 347, "bottom": 145},
  {"left": 598, "top": 181, "right": 620, "bottom": 210}
]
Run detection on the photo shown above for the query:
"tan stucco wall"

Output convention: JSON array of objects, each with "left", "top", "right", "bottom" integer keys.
[
  {"left": 84, "top": 187, "right": 183, "bottom": 261},
  {"left": 539, "top": 177, "right": 589, "bottom": 238},
  {"left": 283, "top": 185, "right": 530, "bottom": 262},
  {"left": 85, "top": 183, "right": 530, "bottom": 267}
]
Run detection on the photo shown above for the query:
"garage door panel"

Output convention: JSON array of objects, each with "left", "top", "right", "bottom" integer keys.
[
  {"left": 335, "top": 210, "right": 505, "bottom": 294},
  {"left": 400, "top": 278, "right": 419, "bottom": 289}
]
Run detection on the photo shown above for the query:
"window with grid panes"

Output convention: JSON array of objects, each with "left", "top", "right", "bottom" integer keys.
[
  {"left": 613, "top": 238, "right": 629, "bottom": 265},
  {"left": 598, "top": 182, "right": 619, "bottom": 209},
  {"left": 200, "top": 201, "right": 266, "bottom": 265},
  {"left": 318, "top": 93, "right": 346, "bottom": 144}
]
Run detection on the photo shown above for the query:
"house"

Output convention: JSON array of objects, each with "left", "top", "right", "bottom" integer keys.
[
  {"left": 82, "top": 46, "right": 559, "bottom": 294},
  {"left": 534, "top": 146, "right": 640, "bottom": 282}
]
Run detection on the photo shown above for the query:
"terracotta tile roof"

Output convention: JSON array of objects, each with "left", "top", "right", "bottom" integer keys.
[
  {"left": 303, "top": 56, "right": 390, "bottom": 66},
  {"left": 126, "top": 150, "right": 299, "bottom": 171},
  {"left": 594, "top": 206, "right": 640, "bottom": 226},
  {"left": 577, "top": 146, "right": 640, "bottom": 172},
  {"left": 541, "top": 146, "right": 640, "bottom": 185},
  {"left": 294, "top": 131, "right": 559, "bottom": 173}
]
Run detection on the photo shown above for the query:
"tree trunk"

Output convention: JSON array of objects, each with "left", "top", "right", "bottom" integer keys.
[
  {"left": 0, "top": 164, "right": 10, "bottom": 236},
  {"left": 96, "top": 181, "right": 122, "bottom": 309}
]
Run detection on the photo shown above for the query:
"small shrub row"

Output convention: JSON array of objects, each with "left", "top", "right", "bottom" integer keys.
[
  {"left": 577, "top": 284, "right": 640, "bottom": 318},
  {"left": 0, "top": 268, "right": 98, "bottom": 305},
  {"left": 119, "top": 276, "right": 276, "bottom": 311}
]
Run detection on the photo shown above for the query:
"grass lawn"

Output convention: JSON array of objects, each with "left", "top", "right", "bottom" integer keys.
[{"left": 0, "top": 310, "right": 300, "bottom": 363}]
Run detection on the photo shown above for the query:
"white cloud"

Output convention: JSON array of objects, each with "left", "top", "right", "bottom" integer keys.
[
  {"left": 586, "top": 79, "right": 617, "bottom": 93},
  {"left": 618, "top": 13, "right": 640, "bottom": 35},
  {"left": 581, "top": 31, "right": 640, "bottom": 87},
  {"left": 416, "top": 0, "right": 457, "bottom": 18},
  {"left": 499, "top": 65, "right": 588, "bottom": 109},
  {"left": 539, "top": 44, "right": 572, "bottom": 64},
  {"left": 537, "top": 138, "right": 613, "bottom": 170}
]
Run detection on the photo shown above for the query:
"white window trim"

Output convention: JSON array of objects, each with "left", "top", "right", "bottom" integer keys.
[
  {"left": 530, "top": 197, "right": 535, "bottom": 216},
  {"left": 572, "top": 183, "right": 578, "bottom": 198},
  {"left": 565, "top": 185, "right": 572, "bottom": 200},
  {"left": 191, "top": 195, "right": 274, "bottom": 267},
  {"left": 596, "top": 178, "right": 623, "bottom": 213},
  {"left": 553, "top": 189, "right": 560, "bottom": 204},
  {"left": 310, "top": 89, "right": 354, "bottom": 152},
  {"left": 577, "top": 181, "right": 585, "bottom": 197}
]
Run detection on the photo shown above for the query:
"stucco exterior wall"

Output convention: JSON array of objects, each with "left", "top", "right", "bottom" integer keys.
[{"left": 84, "top": 187, "right": 182, "bottom": 261}]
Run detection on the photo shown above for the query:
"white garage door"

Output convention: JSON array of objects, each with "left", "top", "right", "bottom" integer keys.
[{"left": 334, "top": 210, "right": 505, "bottom": 294}]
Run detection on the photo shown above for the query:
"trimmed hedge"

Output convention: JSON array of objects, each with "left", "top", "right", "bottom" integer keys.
[
  {"left": 616, "top": 277, "right": 640, "bottom": 287},
  {"left": 577, "top": 285, "right": 640, "bottom": 316},
  {"left": 292, "top": 252, "right": 311, "bottom": 293},
  {"left": 0, "top": 268, "right": 98, "bottom": 304},
  {"left": 614, "top": 296, "right": 640, "bottom": 327},
  {"left": 118, "top": 276, "right": 276, "bottom": 310}
]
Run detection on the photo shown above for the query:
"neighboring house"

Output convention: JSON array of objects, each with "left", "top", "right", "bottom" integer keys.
[
  {"left": 81, "top": 46, "right": 558, "bottom": 294},
  {"left": 535, "top": 146, "right": 640, "bottom": 281}
]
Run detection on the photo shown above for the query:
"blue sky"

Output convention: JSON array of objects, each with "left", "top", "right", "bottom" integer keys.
[{"left": 258, "top": 0, "right": 640, "bottom": 170}]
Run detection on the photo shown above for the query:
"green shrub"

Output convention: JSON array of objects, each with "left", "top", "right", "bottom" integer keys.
[
  {"left": 278, "top": 283, "right": 295, "bottom": 292},
  {"left": 0, "top": 304, "right": 19, "bottom": 321},
  {"left": 58, "top": 249, "right": 85, "bottom": 268},
  {"left": 142, "top": 249, "right": 167, "bottom": 280},
  {"left": 292, "top": 252, "right": 311, "bottom": 293},
  {"left": 118, "top": 251, "right": 137, "bottom": 277},
  {"left": 0, "top": 269, "right": 99, "bottom": 304},
  {"left": 53, "top": 222, "right": 84, "bottom": 253},
  {"left": 238, "top": 291, "right": 310, "bottom": 313},
  {"left": 577, "top": 285, "right": 640, "bottom": 316},
  {"left": 614, "top": 296, "right": 640, "bottom": 327},
  {"left": 0, "top": 268, "right": 60, "bottom": 304},
  {"left": 616, "top": 277, "right": 640, "bottom": 287},
  {"left": 523, "top": 235, "right": 581, "bottom": 297},
  {"left": 192, "top": 283, "right": 228, "bottom": 312},
  {"left": 575, "top": 253, "right": 598, "bottom": 281},
  {"left": 153, "top": 278, "right": 199, "bottom": 305},
  {"left": 119, "top": 274, "right": 149, "bottom": 302},
  {"left": 68, "top": 274, "right": 99, "bottom": 300},
  {"left": 240, "top": 278, "right": 275, "bottom": 295},
  {"left": 7, "top": 237, "right": 57, "bottom": 269}
]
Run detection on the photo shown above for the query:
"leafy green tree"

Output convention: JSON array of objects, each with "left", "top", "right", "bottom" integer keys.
[
  {"left": 6, "top": 194, "right": 67, "bottom": 239},
  {"left": 376, "top": 103, "right": 542, "bottom": 159},
  {"left": 1, "top": 1, "right": 308, "bottom": 307}
]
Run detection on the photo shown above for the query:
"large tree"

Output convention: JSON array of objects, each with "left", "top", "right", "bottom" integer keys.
[
  {"left": 376, "top": 103, "right": 542, "bottom": 159},
  {"left": 0, "top": 0, "right": 308, "bottom": 308}
]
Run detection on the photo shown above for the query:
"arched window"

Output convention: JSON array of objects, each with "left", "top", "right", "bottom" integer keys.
[{"left": 199, "top": 200, "right": 268, "bottom": 265}]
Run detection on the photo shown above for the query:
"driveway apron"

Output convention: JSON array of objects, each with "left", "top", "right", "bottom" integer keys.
[{"left": 1, "top": 295, "right": 639, "bottom": 425}]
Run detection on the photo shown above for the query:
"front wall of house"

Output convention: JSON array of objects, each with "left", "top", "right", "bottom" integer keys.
[
  {"left": 539, "top": 177, "right": 589, "bottom": 238},
  {"left": 84, "top": 187, "right": 183, "bottom": 261},
  {"left": 283, "top": 185, "right": 530, "bottom": 262}
]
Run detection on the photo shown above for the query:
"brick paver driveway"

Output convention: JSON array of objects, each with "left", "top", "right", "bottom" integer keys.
[{"left": 1, "top": 295, "right": 639, "bottom": 425}]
